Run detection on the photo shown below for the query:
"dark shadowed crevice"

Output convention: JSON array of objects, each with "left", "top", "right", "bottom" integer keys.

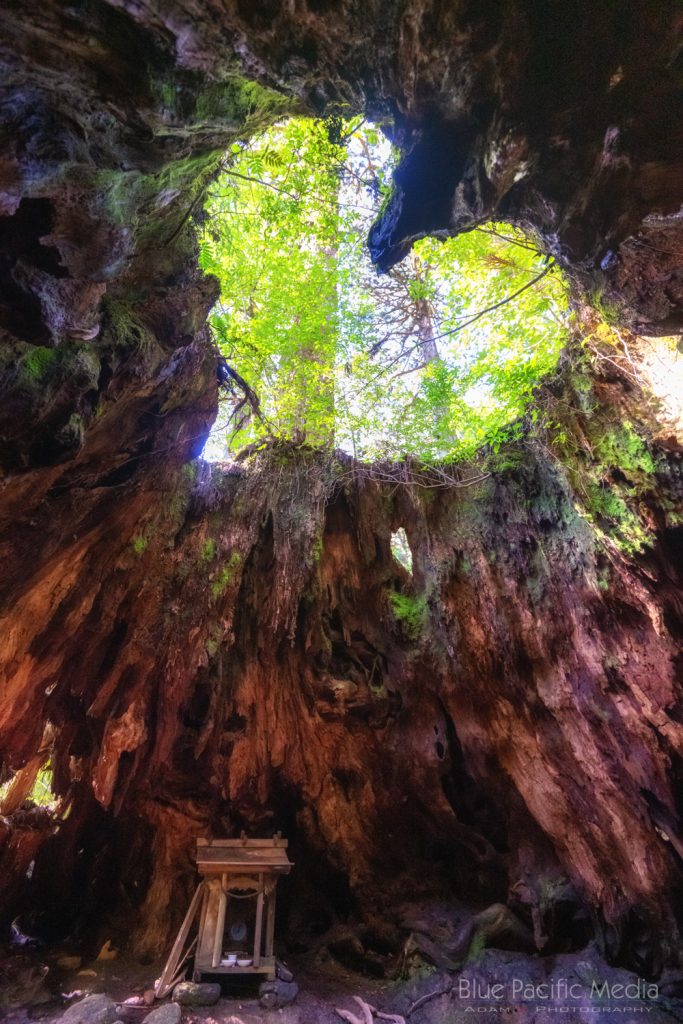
[{"left": 0, "top": 198, "right": 67, "bottom": 343}]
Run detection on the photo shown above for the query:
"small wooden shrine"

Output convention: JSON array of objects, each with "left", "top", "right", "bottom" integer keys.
[{"left": 156, "top": 834, "right": 292, "bottom": 997}]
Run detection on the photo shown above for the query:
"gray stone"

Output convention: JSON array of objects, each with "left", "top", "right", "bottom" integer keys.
[
  {"left": 258, "top": 980, "right": 299, "bottom": 1010},
  {"left": 144, "top": 1003, "right": 181, "bottom": 1024},
  {"left": 172, "top": 981, "right": 221, "bottom": 1007},
  {"left": 61, "top": 994, "right": 119, "bottom": 1024},
  {"left": 276, "top": 961, "right": 294, "bottom": 983}
]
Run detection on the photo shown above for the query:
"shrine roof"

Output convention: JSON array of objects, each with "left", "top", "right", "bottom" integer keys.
[{"left": 196, "top": 838, "right": 292, "bottom": 874}]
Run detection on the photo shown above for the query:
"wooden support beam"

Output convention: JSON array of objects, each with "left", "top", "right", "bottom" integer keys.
[
  {"left": 265, "top": 887, "right": 276, "bottom": 959},
  {"left": 196, "top": 878, "right": 219, "bottom": 971},
  {"left": 253, "top": 873, "right": 264, "bottom": 967},
  {"left": 212, "top": 872, "right": 227, "bottom": 968},
  {"left": 197, "top": 882, "right": 209, "bottom": 950},
  {"left": 155, "top": 881, "right": 204, "bottom": 998}
]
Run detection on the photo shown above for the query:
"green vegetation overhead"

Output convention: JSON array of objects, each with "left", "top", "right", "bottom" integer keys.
[{"left": 200, "top": 118, "right": 569, "bottom": 463}]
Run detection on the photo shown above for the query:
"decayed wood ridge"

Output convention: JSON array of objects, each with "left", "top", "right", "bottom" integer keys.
[
  {"left": 0, "top": 0, "right": 682, "bottom": 986},
  {"left": 0, "top": 345, "right": 681, "bottom": 973}
]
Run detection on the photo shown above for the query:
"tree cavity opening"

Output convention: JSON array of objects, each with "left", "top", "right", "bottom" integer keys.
[
  {"left": 0, "top": 759, "right": 56, "bottom": 817},
  {"left": 390, "top": 528, "right": 413, "bottom": 574},
  {"left": 199, "top": 117, "right": 569, "bottom": 465}
]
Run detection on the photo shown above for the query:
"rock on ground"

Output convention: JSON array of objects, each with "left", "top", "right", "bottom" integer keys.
[
  {"left": 172, "top": 981, "right": 221, "bottom": 1007},
  {"left": 276, "top": 961, "right": 294, "bottom": 983},
  {"left": 60, "top": 994, "right": 119, "bottom": 1024},
  {"left": 143, "top": 1003, "right": 182, "bottom": 1024},
  {"left": 259, "top": 979, "right": 299, "bottom": 1009}
]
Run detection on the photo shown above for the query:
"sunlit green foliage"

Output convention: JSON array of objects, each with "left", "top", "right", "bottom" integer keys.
[
  {"left": 30, "top": 765, "right": 55, "bottom": 807},
  {"left": 200, "top": 118, "right": 569, "bottom": 463},
  {"left": 0, "top": 764, "right": 56, "bottom": 810},
  {"left": 200, "top": 119, "right": 346, "bottom": 448}
]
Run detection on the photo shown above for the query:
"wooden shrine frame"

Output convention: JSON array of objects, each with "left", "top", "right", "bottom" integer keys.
[{"left": 156, "top": 835, "right": 292, "bottom": 997}]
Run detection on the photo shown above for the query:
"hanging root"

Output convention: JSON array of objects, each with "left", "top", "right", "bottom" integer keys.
[{"left": 335, "top": 996, "right": 406, "bottom": 1024}]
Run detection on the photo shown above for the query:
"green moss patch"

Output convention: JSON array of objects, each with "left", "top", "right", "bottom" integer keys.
[
  {"left": 201, "top": 538, "right": 217, "bottom": 562},
  {"left": 593, "top": 421, "right": 656, "bottom": 477},
  {"left": 388, "top": 591, "right": 428, "bottom": 641},
  {"left": 211, "top": 551, "right": 243, "bottom": 599},
  {"left": 131, "top": 534, "right": 148, "bottom": 555}
]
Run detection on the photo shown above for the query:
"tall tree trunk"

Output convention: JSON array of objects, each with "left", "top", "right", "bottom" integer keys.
[
  {"left": 288, "top": 239, "right": 338, "bottom": 447},
  {"left": 411, "top": 255, "right": 439, "bottom": 365}
]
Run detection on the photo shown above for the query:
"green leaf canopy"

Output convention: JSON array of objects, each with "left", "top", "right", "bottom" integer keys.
[{"left": 200, "top": 118, "right": 569, "bottom": 463}]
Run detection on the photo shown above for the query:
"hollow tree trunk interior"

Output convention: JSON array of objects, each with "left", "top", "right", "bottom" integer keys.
[{"left": 0, "top": 0, "right": 682, "bottom": 1018}]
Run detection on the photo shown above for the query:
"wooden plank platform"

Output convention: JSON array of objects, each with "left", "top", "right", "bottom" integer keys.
[{"left": 194, "top": 957, "right": 276, "bottom": 981}]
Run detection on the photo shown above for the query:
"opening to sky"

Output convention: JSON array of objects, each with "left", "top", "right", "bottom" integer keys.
[{"left": 199, "top": 118, "right": 569, "bottom": 465}]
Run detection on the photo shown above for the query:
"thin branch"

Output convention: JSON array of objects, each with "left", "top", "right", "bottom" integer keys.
[
  {"left": 353, "top": 259, "right": 552, "bottom": 388},
  {"left": 339, "top": 116, "right": 367, "bottom": 144},
  {"left": 163, "top": 186, "right": 209, "bottom": 246},
  {"left": 219, "top": 170, "right": 300, "bottom": 201},
  {"left": 428, "top": 262, "right": 555, "bottom": 345},
  {"left": 474, "top": 226, "right": 544, "bottom": 254},
  {"left": 387, "top": 360, "right": 428, "bottom": 383},
  {"left": 366, "top": 262, "right": 556, "bottom": 358}
]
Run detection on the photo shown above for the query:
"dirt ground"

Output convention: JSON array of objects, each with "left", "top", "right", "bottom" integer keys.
[
  {"left": 0, "top": 947, "right": 415, "bottom": 1024},
  {"left": 4, "top": 943, "right": 683, "bottom": 1024}
]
